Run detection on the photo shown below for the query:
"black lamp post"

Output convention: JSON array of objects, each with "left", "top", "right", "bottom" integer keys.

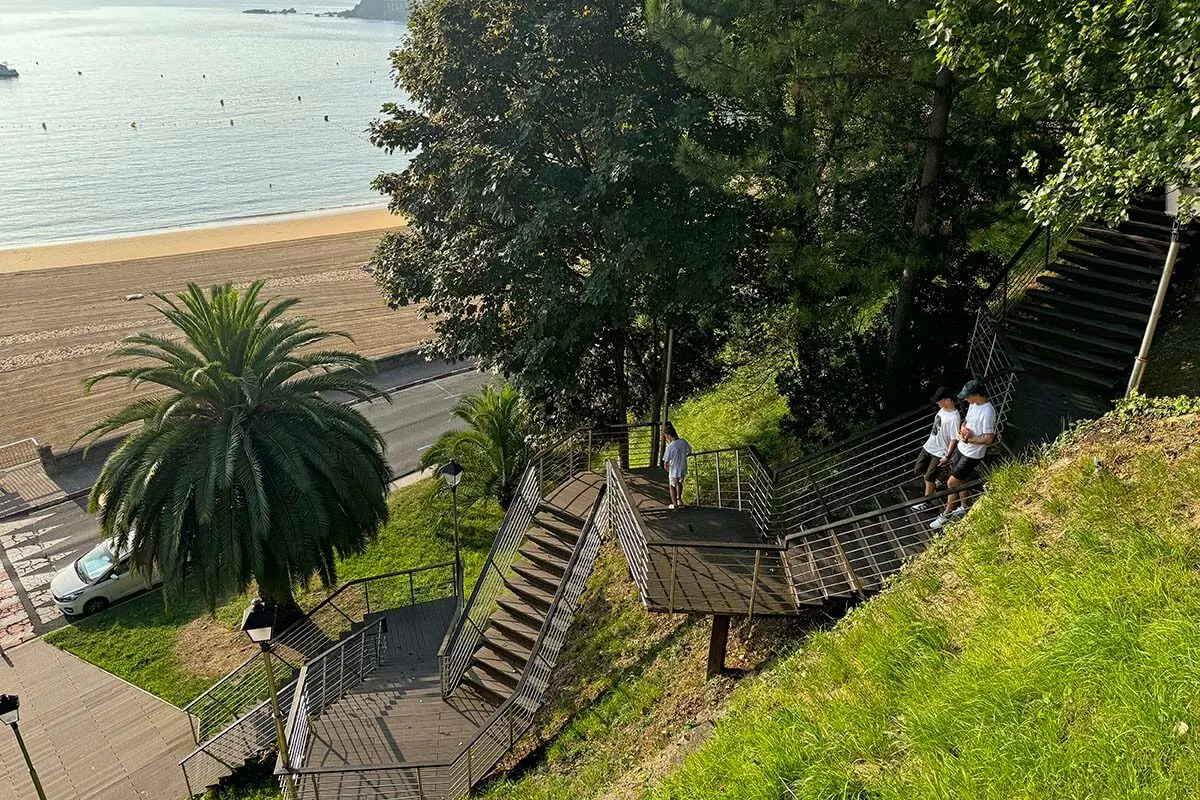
[
  {"left": 241, "top": 599, "right": 298, "bottom": 798},
  {"left": 440, "top": 459, "right": 465, "bottom": 599},
  {"left": 0, "top": 694, "right": 47, "bottom": 800}
]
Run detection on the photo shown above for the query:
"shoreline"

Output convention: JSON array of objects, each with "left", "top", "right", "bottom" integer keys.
[{"left": 0, "top": 206, "right": 404, "bottom": 274}]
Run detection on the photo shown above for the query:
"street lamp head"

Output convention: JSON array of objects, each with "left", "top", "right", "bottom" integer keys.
[
  {"left": 440, "top": 459, "right": 464, "bottom": 489},
  {"left": 241, "top": 599, "right": 277, "bottom": 645},
  {"left": 0, "top": 694, "right": 18, "bottom": 726}
]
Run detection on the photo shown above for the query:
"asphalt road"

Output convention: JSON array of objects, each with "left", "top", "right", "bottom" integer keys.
[{"left": 0, "top": 365, "right": 488, "bottom": 644}]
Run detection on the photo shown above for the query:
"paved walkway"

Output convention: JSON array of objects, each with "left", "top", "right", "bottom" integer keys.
[{"left": 0, "top": 639, "right": 194, "bottom": 800}]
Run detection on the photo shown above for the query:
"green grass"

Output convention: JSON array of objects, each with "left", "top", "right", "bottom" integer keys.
[
  {"left": 45, "top": 478, "right": 503, "bottom": 708},
  {"left": 670, "top": 364, "right": 792, "bottom": 461},
  {"left": 646, "top": 406, "right": 1200, "bottom": 799}
]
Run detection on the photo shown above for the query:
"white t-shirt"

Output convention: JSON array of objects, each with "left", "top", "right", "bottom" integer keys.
[
  {"left": 958, "top": 401, "right": 997, "bottom": 459},
  {"left": 922, "top": 408, "right": 961, "bottom": 458},
  {"left": 663, "top": 438, "right": 692, "bottom": 479}
]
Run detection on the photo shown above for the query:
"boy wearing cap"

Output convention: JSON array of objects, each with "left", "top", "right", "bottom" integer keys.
[
  {"left": 912, "top": 386, "right": 961, "bottom": 511},
  {"left": 931, "top": 379, "right": 996, "bottom": 530}
]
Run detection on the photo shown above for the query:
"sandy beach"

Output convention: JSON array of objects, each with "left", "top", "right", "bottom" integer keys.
[
  {"left": 0, "top": 209, "right": 429, "bottom": 452},
  {"left": 0, "top": 207, "right": 402, "bottom": 273}
]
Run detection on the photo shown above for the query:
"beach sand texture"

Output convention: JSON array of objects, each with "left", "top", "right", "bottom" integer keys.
[{"left": 0, "top": 223, "right": 430, "bottom": 453}]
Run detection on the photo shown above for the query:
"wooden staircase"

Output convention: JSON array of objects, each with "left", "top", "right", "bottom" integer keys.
[
  {"left": 1003, "top": 197, "right": 1192, "bottom": 394},
  {"left": 457, "top": 504, "right": 586, "bottom": 707}
]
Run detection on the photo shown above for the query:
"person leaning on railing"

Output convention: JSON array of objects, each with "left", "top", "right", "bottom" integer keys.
[
  {"left": 661, "top": 422, "right": 692, "bottom": 510},
  {"left": 931, "top": 379, "right": 997, "bottom": 530}
]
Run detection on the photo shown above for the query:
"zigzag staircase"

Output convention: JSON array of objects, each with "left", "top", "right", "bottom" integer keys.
[{"left": 265, "top": 425, "right": 658, "bottom": 800}]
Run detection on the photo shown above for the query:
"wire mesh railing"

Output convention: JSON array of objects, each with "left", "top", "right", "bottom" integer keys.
[
  {"left": 439, "top": 423, "right": 658, "bottom": 697},
  {"left": 278, "top": 486, "right": 610, "bottom": 799},
  {"left": 179, "top": 563, "right": 456, "bottom": 795}
]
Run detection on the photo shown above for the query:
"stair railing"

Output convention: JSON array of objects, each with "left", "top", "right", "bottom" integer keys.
[
  {"left": 686, "top": 445, "right": 775, "bottom": 538},
  {"left": 439, "top": 423, "right": 659, "bottom": 697},
  {"left": 278, "top": 486, "right": 611, "bottom": 800},
  {"left": 278, "top": 616, "right": 390, "bottom": 786},
  {"left": 178, "top": 563, "right": 456, "bottom": 796},
  {"left": 981, "top": 220, "right": 1074, "bottom": 320}
]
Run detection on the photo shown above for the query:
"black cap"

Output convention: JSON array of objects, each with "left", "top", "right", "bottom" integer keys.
[
  {"left": 930, "top": 386, "right": 956, "bottom": 403},
  {"left": 958, "top": 379, "right": 988, "bottom": 400}
]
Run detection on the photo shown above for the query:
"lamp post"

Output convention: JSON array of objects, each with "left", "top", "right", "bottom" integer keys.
[
  {"left": 241, "top": 600, "right": 299, "bottom": 799},
  {"left": 440, "top": 459, "right": 465, "bottom": 600},
  {"left": 0, "top": 694, "right": 47, "bottom": 800}
]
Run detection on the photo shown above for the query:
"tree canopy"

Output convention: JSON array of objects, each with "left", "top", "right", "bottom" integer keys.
[
  {"left": 370, "top": 0, "right": 755, "bottom": 425},
  {"left": 83, "top": 283, "right": 390, "bottom": 609},
  {"left": 930, "top": 0, "right": 1200, "bottom": 224}
]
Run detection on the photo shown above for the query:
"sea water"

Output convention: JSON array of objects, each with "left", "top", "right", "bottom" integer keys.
[{"left": 0, "top": 0, "right": 410, "bottom": 249}]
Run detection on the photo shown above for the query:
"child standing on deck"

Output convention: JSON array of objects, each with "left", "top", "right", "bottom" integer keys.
[{"left": 662, "top": 422, "right": 692, "bottom": 510}]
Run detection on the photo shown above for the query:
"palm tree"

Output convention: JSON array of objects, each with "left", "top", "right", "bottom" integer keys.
[
  {"left": 421, "top": 385, "right": 535, "bottom": 510},
  {"left": 82, "top": 282, "right": 390, "bottom": 610}
]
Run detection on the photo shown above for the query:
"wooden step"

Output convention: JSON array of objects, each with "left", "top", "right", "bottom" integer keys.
[
  {"left": 1118, "top": 219, "right": 1176, "bottom": 239},
  {"left": 1047, "top": 262, "right": 1160, "bottom": 291},
  {"left": 517, "top": 546, "right": 567, "bottom": 575},
  {"left": 1078, "top": 226, "right": 1179, "bottom": 253},
  {"left": 1059, "top": 251, "right": 1163, "bottom": 278},
  {"left": 1005, "top": 331, "right": 1126, "bottom": 371},
  {"left": 496, "top": 598, "right": 545, "bottom": 629},
  {"left": 488, "top": 613, "right": 538, "bottom": 649},
  {"left": 459, "top": 673, "right": 507, "bottom": 707},
  {"left": 1009, "top": 303, "right": 1145, "bottom": 342},
  {"left": 478, "top": 636, "right": 530, "bottom": 670},
  {"left": 470, "top": 654, "right": 521, "bottom": 689},
  {"left": 532, "top": 517, "right": 580, "bottom": 545},
  {"left": 525, "top": 531, "right": 573, "bottom": 560},
  {"left": 1023, "top": 290, "right": 1150, "bottom": 324},
  {"left": 804, "top": 530, "right": 858, "bottom": 599},
  {"left": 537, "top": 503, "right": 586, "bottom": 527},
  {"left": 504, "top": 578, "right": 554, "bottom": 611},
  {"left": 1005, "top": 315, "right": 1134, "bottom": 355},
  {"left": 513, "top": 562, "right": 562, "bottom": 594},
  {"left": 1069, "top": 237, "right": 1175, "bottom": 265},
  {"left": 1035, "top": 275, "right": 1156, "bottom": 308},
  {"left": 1016, "top": 351, "right": 1118, "bottom": 390}
]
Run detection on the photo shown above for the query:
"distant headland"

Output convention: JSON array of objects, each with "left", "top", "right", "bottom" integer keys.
[{"left": 244, "top": 1, "right": 408, "bottom": 22}]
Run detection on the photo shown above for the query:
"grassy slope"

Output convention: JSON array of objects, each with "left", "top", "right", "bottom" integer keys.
[
  {"left": 45, "top": 478, "right": 502, "bottom": 707},
  {"left": 649, "top": 405, "right": 1200, "bottom": 799}
]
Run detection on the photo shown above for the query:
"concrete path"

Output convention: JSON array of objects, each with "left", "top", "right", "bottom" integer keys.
[{"left": 0, "top": 639, "right": 194, "bottom": 800}]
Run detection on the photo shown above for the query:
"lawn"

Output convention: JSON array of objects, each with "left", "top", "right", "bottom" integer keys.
[
  {"left": 647, "top": 401, "right": 1200, "bottom": 799},
  {"left": 45, "top": 478, "right": 503, "bottom": 708}
]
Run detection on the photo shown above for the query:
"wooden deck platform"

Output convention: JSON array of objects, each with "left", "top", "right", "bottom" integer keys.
[
  {"left": 622, "top": 469, "right": 798, "bottom": 616},
  {"left": 303, "top": 598, "right": 490, "bottom": 770}
]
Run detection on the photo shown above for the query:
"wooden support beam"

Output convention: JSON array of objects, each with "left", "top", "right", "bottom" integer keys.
[{"left": 707, "top": 615, "right": 731, "bottom": 679}]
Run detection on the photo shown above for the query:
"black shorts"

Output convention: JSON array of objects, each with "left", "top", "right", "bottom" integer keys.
[
  {"left": 913, "top": 449, "right": 947, "bottom": 483},
  {"left": 947, "top": 451, "right": 983, "bottom": 481}
]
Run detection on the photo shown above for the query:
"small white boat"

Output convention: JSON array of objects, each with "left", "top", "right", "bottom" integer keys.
[{"left": 0, "top": 63, "right": 18, "bottom": 79}]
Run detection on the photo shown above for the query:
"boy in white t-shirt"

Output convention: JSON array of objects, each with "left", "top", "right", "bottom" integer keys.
[
  {"left": 661, "top": 422, "right": 692, "bottom": 510},
  {"left": 931, "top": 379, "right": 997, "bottom": 530},
  {"left": 912, "top": 386, "right": 961, "bottom": 511}
]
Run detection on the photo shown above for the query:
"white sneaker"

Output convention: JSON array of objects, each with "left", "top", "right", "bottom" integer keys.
[
  {"left": 930, "top": 514, "right": 949, "bottom": 530},
  {"left": 668, "top": 503, "right": 676, "bottom": 510},
  {"left": 950, "top": 507, "right": 968, "bottom": 518},
  {"left": 913, "top": 501, "right": 931, "bottom": 512}
]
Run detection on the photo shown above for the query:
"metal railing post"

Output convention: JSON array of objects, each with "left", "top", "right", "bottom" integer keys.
[
  {"left": 668, "top": 548, "right": 678, "bottom": 612},
  {"left": 409, "top": 572, "right": 416, "bottom": 605},
  {"left": 310, "top": 774, "right": 322, "bottom": 800},
  {"left": 748, "top": 550, "right": 762, "bottom": 619},
  {"left": 587, "top": 429, "right": 594, "bottom": 472},
  {"left": 417, "top": 768, "right": 425, "bottom": 800},
  {"left": 735, "top": 450, "right": 743, "bottom": 511},
  {"left": 364, "top": 582, "right": 371, "bottom": 616},
  {"left": 715, "top": 452, "right": 723, "bottom": 507}
]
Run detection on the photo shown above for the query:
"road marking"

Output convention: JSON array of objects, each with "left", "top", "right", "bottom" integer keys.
[
  {"left": 417, "top": 444, "right": 433, "bottom": 452},
  {"left": 432, "top": 380, "right": 461, "bottom": 399}
]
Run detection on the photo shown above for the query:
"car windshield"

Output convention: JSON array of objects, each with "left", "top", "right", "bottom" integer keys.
[{"left": 75, "top": 541, "right": 117, "bottom": 583}]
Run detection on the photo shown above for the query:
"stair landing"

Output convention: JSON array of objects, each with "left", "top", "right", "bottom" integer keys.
[{"left": 301, "top": 597, "right": 491, "bottom": 770}]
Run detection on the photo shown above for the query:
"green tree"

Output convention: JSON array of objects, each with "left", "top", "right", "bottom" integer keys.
[
  {"left": 420, "top": 384, "right": 536, "bottom": 510},
  {"left": 648, "top": 0, "right": 1030, "bottom": 410},
  {"left": 82, "top": 283, "right": 390, "bottom": 610},
  {"left": 369, "top": 0, "right": 754, "bottom": 427},
  {"left": 929, "top": 0, "right": 1200, "bottom": 224}
]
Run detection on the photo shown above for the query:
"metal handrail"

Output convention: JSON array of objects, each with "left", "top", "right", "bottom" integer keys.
[
  {"left": 780, "top": 480, "right": 983, "bottom": 545},
  {"left": 278, "top": 485, "right": 610, "bottom": 795}
]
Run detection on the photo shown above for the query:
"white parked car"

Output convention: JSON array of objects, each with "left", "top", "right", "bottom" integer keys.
[{"left": 50, "top": 537, "right": 157, "bottom": 616}]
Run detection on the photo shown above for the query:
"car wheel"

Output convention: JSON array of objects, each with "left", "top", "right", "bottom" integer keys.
[{"left": 83, "top": 597, "right": 110, "bottom": 615}]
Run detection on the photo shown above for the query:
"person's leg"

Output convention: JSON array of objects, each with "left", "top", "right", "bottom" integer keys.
[{"left": 943, "top": 475, "right": 962, "bottom": 514}]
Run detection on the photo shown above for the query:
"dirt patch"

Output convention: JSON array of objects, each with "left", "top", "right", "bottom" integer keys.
[{"left": 173, "top": 615, "right": 257, "bottom": 680}]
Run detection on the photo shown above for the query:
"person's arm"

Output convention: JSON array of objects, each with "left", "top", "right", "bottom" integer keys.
[{"left": 967, "top": 409, "right": 997, "bottom": 447}]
